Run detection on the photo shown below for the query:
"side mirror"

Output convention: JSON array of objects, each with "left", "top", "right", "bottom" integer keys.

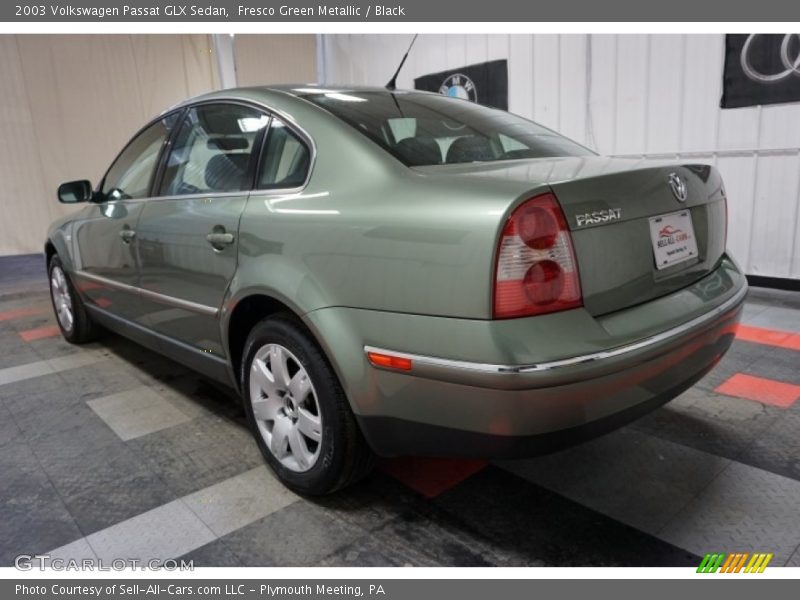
[{"left": 57, "top": 180, "right": 93, "bottom": 204}]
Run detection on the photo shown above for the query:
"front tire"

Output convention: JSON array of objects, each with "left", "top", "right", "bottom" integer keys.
[
  {"left": 48, "top": 255, "right": 100, "bottom": 344},
  {"left": 241, "top": 314, "right": 375, "bottom": 495}
]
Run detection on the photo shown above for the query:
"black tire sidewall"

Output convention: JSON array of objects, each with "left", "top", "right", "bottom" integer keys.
[{"left": 241, "top": 316, "right": 348, "bottom": 495}]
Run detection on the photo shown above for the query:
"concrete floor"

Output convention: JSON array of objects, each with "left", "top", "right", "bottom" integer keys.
[{"left": 1, "top": 253, "right": 799, "bottom": 567}]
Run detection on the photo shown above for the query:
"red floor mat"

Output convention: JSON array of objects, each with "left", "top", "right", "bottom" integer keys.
[
  {"left": 18, "top": 325, "right": 60, "bottom": 342},
  {"left": 716, "top": 373, "right": 800, "bottom": 408},
  {"left": 736, "top": 324, "right": 800, "bottom": 351},
  {"left": 0, "top": 306, "right": 46, "bottom": 322}
]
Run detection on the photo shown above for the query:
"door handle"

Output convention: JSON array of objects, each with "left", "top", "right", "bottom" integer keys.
[
  {"left": 206, "top": 232, "right": 234, "bottom": 248},
  {"left": 119, "top": 229, "right": 136, "bottom": 243}
]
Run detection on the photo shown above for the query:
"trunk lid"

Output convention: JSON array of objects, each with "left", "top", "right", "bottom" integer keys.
[{"left": 415, "top": 157, "right": 728, "bottom": 316}]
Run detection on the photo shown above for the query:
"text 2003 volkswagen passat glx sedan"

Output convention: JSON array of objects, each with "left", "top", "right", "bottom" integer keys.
[{"left": 47, "top": 86, "right": 746, "bottom": 494}]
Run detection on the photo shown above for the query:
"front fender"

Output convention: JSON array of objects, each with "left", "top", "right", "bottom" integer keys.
[{"left": 45, "top": 216, "right": 77, "bottom": 273}]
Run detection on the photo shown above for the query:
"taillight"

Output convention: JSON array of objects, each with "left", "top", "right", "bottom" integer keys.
[{"left": 493, "top": 192, "right": 582, "bottom": 319}]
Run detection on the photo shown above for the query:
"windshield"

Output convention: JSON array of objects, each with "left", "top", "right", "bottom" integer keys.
[{"left": 302, "top": 90, "right": 594, "bottom": 166}]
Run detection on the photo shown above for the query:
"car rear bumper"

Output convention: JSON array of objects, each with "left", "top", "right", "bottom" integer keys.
[
  {"left": 357, "top": 362, "right": 716, "bottom": 458},
  {"left": 304, "top": 256, "right": 747, "bottom": 458},
  {"left": 363, "top": 283, "right": 746, "bottom": 392}
]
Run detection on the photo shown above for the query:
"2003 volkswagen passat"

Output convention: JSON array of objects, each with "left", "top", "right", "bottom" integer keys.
[{"left": 47, "top": 86, "right": 747, "bottom": 494}]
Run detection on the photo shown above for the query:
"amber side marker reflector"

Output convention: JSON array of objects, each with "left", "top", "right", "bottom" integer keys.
[{"left": 367, "top": 351, "right": 413, "bottom": 372}]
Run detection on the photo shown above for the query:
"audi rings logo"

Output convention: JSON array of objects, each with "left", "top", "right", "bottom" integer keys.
[{"left": 740, "top": 33, "right": 800, "bottom": 84}]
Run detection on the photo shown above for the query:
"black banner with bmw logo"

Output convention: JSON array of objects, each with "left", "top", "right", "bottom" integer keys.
[
  {"left": 721, "top": 34, "right": 800, "bottom": 108},
  {"left": 414, "top": 59, "right": 508, "bottom": 110}
]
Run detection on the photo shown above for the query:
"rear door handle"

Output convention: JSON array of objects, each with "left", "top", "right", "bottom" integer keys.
[
  {"left": 206, "top": 232, "right": 235, "bottom": 248},
  {"left": 119, "top": 229, "right": 136, "bottom": 243}
]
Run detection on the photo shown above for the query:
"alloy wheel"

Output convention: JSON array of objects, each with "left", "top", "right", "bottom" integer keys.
[
  {"left": 248, "top": 343, "right": 322, "bottom": 472},
  {"left": 50, "top": 265, "right": 74, "bottom": 333}
]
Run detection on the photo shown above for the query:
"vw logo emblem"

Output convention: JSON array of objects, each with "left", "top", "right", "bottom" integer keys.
[
  {"left": 667, "top": 172, "right": 688, "bottom": 202},
  {"left": 740, "top": 34, "right": 800, "bottom": 83}
]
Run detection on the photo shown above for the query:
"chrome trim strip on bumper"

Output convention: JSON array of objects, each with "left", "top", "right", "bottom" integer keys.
[
  {"left": 75, "top": 270, "right": 219, "bottom": 317},
  {"left": 364, "top": 283, "right": 747, "bottom": 377}
]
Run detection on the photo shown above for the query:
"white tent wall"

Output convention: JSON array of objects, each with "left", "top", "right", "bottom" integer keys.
[
  {"left": 320, "top": 34, "right": 800, "bottom": 281},
  {"left": 0, "top": 34, "right": 219, "bottom": 257},
  {"left": 0, "top": 33, "right": 318, "bottom": 258},
  {"left": 233, "top": 34, "right": 317, "bottom": 87}
]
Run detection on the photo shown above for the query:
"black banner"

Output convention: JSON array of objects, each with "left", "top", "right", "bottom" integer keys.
[
  {"left": 414, "top": 60, "right": 508, "bottom": 110},
  {"left": 721, "top": 34, "right": 800, "bottom": 109}
]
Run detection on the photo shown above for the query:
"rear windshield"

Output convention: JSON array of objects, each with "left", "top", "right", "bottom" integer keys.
[{"left": 302, "top": 90, "right": 594, "bottom": 166}]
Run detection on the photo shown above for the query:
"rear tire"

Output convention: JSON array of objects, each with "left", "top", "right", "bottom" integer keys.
[
  {"left": 241, "top": 314, "right": 375, "bottom": 495},
  {"left": 48, "top": 255, "right": 100, "bottom": 344}
]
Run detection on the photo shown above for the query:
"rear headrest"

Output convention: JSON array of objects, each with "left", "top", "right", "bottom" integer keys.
[
  {"left": 199, "top": 110, "right": 245, "bottom": 135},
  {"left": 205, "top": 154, "right": 249, "bottom": 192},
  {"left": 394, "top": 137, "right": 441, "bottom": 166},
  {"left": 445, "top": 136, "right": 494, "bottom": 164},
  {"left": 207, "top": 137, "right": 249, "bottom": 151}
]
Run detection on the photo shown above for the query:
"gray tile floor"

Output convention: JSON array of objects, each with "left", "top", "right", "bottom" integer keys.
[{"left": 1, "top": 254, "right": 799, "bottom": 567}]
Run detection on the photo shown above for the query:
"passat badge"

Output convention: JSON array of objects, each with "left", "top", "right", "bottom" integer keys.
[
  {"left": 668, "top": 172, "right": 688, "bottom": 202},
  {"left": 575, "top": 208, "right": 622, "bottom": 227}
]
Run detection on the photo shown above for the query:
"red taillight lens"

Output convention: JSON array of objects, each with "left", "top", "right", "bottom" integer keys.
[
  {"left": 493, "top": 192, "right": 582, "bottom": 319},
  {"left": 518, "top": 205, "right": 559, "bottom": 249}
]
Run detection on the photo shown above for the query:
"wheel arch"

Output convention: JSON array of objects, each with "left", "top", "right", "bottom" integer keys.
[
  {"left": 223, "top": 291, "right": 337, "bottom": 396},
  {"left": 44, "top": 240, "right": 57, "bottom": 265}
]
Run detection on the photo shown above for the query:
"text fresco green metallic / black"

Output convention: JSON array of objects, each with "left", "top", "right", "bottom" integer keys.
[{"left": 3, "top": 0, "right": 795, "bottom": 22}]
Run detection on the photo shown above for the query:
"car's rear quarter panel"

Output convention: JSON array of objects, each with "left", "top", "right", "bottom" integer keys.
[{"left": 230, "top": 90, "right": 531, "bottom": 321}]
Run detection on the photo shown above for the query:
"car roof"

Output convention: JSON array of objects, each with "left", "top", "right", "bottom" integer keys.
[
  {"left": 236, "top": 84, "right": 427, "bottom": 96},
  {"left": 167, "top": 84, "right": 436, "bottom": 111}
]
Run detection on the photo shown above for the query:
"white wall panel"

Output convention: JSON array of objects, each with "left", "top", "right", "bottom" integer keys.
[
  {"left": 559, "top": 35, "right": 588, "bottom": 145},
  {"left": 323, "top": 33, "right": 800, "bottom": 278},
  {"left": 587, "top": 35, "right": 617, "bottom": 154},
  {"left": 465, "top": 35, "right": 488, "bottom": 67},
  {"left": 760, "top": 104, "right": 800, "bottom": 150},
  {"left": 646, "top": 35, "right": 684, "bottom": 154},
  {"left": 680, "top": 35, "right": 722, "bottom": 153},
  {"left": 716, "top": 155, "right": 757, "bottom": 269},
  {"left": 487, "top": 35, "right": 508, "bottom": 62},
  {"left": 507, "top": 35, "right": 533, "bottom": 118},
  {"left": 748, "top": 154, "right": 800, "bottom": 277},
  {"left": 717, "top": 107, "right": 761, "bottom": 151},
  {"left": 532, "top": 35, "right": 560, "bottom": 130},
  {"left": 614, "top": 35, "right": 649, "bottom": 155}
]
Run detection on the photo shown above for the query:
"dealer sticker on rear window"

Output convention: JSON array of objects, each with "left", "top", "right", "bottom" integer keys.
[{"left": 648, "top": 210, "right": 699, "bottom": 270}]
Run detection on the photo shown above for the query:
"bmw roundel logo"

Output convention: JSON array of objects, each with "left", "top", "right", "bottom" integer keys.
[{"left": 439, "top": 74, "right": 477, "bottom": 102}]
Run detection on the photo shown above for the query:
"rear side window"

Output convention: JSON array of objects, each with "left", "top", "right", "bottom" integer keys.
[
  {"left": 258, "top": 118, "right": 311, "bottom": 190},
  {"left": 101, "top": 114, "right": 178, "bottom": 200},
  {"left": 158, "top": 104, "right": 269, "bottom": 197}
]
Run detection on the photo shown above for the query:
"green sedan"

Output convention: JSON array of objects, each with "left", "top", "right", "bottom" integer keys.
[{"left": 46, "top": 86, "right": 747, "bottom": 494}]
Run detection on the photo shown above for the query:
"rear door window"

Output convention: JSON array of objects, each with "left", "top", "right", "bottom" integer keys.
[{"left": 158, "top": 104, "right": 269, "bottom": 197}]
